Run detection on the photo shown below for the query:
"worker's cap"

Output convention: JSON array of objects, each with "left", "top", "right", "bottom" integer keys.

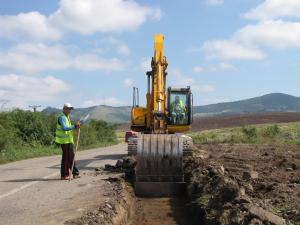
[{"left": 63, "top": 103, "right": 74, "bottom": 110}]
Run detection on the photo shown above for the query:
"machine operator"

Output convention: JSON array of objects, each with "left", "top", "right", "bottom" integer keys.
[{"left": 170, "top": 95, "right": 186, "bottom": 124}]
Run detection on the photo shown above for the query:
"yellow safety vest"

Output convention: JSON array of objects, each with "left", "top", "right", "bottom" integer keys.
[
  {"left": 55, "top": 113, "right": 74, "bottom": 144},
  {"left": 171, "top": 100, "right": 185, "bottom": 113}
]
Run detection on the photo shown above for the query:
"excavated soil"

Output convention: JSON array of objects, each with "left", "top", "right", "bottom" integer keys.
[{"left": 185, "top": 144, "right": 300, "bottom": 225}]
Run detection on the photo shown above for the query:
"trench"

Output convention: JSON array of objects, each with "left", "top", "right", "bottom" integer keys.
[
  {"left": 114, "top": 182, "right": 198, "bottom": 225},
  {"left": 133, "top": 197, "right": 194, "bottom": 225}
]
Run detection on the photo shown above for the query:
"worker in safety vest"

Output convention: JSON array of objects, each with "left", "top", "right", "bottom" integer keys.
[
  {"left": 171, "top": 95, "right": 186, "bottom": 124},
  {"left": 55, "top": 103, "right": 81, "bottom": 180}
]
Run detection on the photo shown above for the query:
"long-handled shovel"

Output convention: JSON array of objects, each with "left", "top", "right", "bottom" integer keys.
[
  {"left": 69, "top": 113, "right": 89, "bottom": 181},
  {"left": 69, "top": 127, "right": 80, "bottom": 181}
]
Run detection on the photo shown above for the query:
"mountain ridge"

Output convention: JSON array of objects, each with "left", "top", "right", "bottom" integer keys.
[
  {"left": 193, "top": 93, "right": 300, "bottom": 117},
  {"left": 42, "top": 93, "right": 300, "bottom": 123}
]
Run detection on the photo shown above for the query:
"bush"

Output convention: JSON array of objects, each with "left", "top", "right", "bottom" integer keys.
[
  {"left": 78, "top": 125, "right": 98, "bottom": 146},
  {"left": 263, "top": 124, "right": 280, "bottom": 137},
  {"left": 0, "top": 112, "right": 21, "bottom": 151},
  {"left": 0, "top": 109, "right": 118, "bottom": 163},
  {"left": 78, "top": 120, "right": 117, "bottom": 146},
  {"left": 8, "top": 110, "right": 55, "bottom": 146},
  {"left": 242, "top": 126, "right": 257, "bottom": 140},
  {"left": 90, "top": 120, "right": 117, "bottom": 143}
]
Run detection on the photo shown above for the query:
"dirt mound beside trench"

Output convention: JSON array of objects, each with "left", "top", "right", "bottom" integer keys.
[
  {"left": 184, "top": 144, "right": 300, "bottom": 225},
  {"left": 64, "top": 176, "right": 137, "bottom": 225}
]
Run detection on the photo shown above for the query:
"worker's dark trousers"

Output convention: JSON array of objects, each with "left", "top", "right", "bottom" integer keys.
[{"left": 60, "top": 143, "right": 79, "bottom": 177}]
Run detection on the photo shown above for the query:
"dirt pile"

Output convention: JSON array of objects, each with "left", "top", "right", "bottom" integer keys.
[
  {"left": 64, "top": 176, "right": 136, "bottom": 225},
  {"left": 104, "top": 156, "right": 136, "bottom": 174},
  {"left": 185, "top": 144, "right": 299, "bottom": 225}
]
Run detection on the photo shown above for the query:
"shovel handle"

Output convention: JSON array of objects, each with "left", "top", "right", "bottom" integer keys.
[{"left": 69, "top": 128, "right": 81, "bottom": 181}]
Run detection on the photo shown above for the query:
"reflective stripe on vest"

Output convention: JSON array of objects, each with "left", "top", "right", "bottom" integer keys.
[{"left": 55, "top": 113, "right": 74, "bottom": 144}]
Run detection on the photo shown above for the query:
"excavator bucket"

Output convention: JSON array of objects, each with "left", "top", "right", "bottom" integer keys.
[{"left": 135, "top": 134, "right": 186, "bottom": 197}]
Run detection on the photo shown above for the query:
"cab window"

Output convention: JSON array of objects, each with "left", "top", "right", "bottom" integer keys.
[{"left": 169, "top": 93, "right": 188, "bottom": 125}]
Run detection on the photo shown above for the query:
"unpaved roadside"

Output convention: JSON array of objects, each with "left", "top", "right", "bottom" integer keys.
[{"left": 0, "top": 144, "right": 126, "bottom": 225}]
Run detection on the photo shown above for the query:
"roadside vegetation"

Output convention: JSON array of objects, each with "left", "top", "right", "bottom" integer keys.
[
  {"left": 190, "top": 122, "right": 300, "bottom": 145},
  {"left": 0, "top": 109, "right": 118, "bottom": 164}
]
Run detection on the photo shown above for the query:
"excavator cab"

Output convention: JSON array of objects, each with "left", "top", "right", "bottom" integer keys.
[{"left": 167, "top": 87, "right": 193, "bottom": 126}]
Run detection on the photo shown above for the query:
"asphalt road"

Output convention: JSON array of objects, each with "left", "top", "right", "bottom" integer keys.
[{"left": 0, "top": 143, "right": 127, "bottom": 225}]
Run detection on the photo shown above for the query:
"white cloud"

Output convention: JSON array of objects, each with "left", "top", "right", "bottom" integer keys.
[
  {"left": 193, "top": 66, "right": 204, "bottom": 73},
  {"left": 140, "top": 57, "right": 152, "bottom": 71},
  {"left": 170, "top": 69, "right": 215, "bottom": 93},
  {"left": 118, "top": 44, "right": 131, "bottom": 55},
  {"left": 87, "top": 36, "right": 131, "bottom": 56},
  {"left": 235, "top": 20, "right": 300, "bottom": 49},
  {"left": 202, "top": 1, "right": 300, "bottom": 61},
  {"left": 202, "top": 19, "right": 300, "bottom": 61},
  {"left": 0, "top": 74, "right": 70, "bottom": 108},
  {"left": 49, "top": 0, "right": 162, "bottom": 34},
  {"left": 0, "top": 12, "right": 61, "bottom": 41},
  {"left": 74, "top": 54, "right": 125, "bottom": 71},
  {"left": 82, "top": 97, "right": 125, "bottom": 107},
  {"left": 207, "top": 0, "right": 224, "bottom": 6},
  {"left": 0, "top": 0, "right": 162, "bottom": 42},
  {"left": 244, "top": 0, "right": 300, "bottom": 20},
  {"left": 0, "top": 43, "right": 71, "bottom": 74},
  {"left": 0, "top": 43, "right": 125, "bottom": 73},
  {"left": 124, "top": 78, "right": 133, "bottom": 88},
  {"left": 203, "top": 40, "right": 265, "bottom": 60},
  {"left": 219, "top": 62, "right": 235, "bottom": 70}
]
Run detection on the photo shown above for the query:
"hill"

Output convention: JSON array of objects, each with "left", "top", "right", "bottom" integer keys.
[
  {"left": 43, "top": 105, "right": 131, "bottom": 124},
  {"left": 194, "top": 93, "right": 300, "bottom": 117},
  {"left": 43, "top": 93, "right": 300, "bottom": 124}
]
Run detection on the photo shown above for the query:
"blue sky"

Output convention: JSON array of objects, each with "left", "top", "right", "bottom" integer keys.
[{"left": 0, "top": 0, "right": 300, "bottom": 109}]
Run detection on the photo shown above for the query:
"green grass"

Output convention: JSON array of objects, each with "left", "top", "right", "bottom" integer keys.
[
  {"left": 0, "top": 145, "right": 61, "bottom": 164},
  {"left": 116, "top": 130, "right": 126, "bottom": 143},
  {"left": 0, "top": 140, "right": 118, "bottom": 165},
  {"left": 189, "top": 122, "right": 300, "bottom": 145}
]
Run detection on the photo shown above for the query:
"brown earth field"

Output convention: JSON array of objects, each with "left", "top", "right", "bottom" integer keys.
[
  {"left": 191, "top": 112, "right": 300, "bottom": 131},
  {"left": 185, "top": 144, "right": 300, "bottom": 225}
]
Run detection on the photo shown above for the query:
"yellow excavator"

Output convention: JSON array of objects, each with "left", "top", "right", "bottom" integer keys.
[{"left": 127, "top": 34, "right": 193, "bottom": 197}]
